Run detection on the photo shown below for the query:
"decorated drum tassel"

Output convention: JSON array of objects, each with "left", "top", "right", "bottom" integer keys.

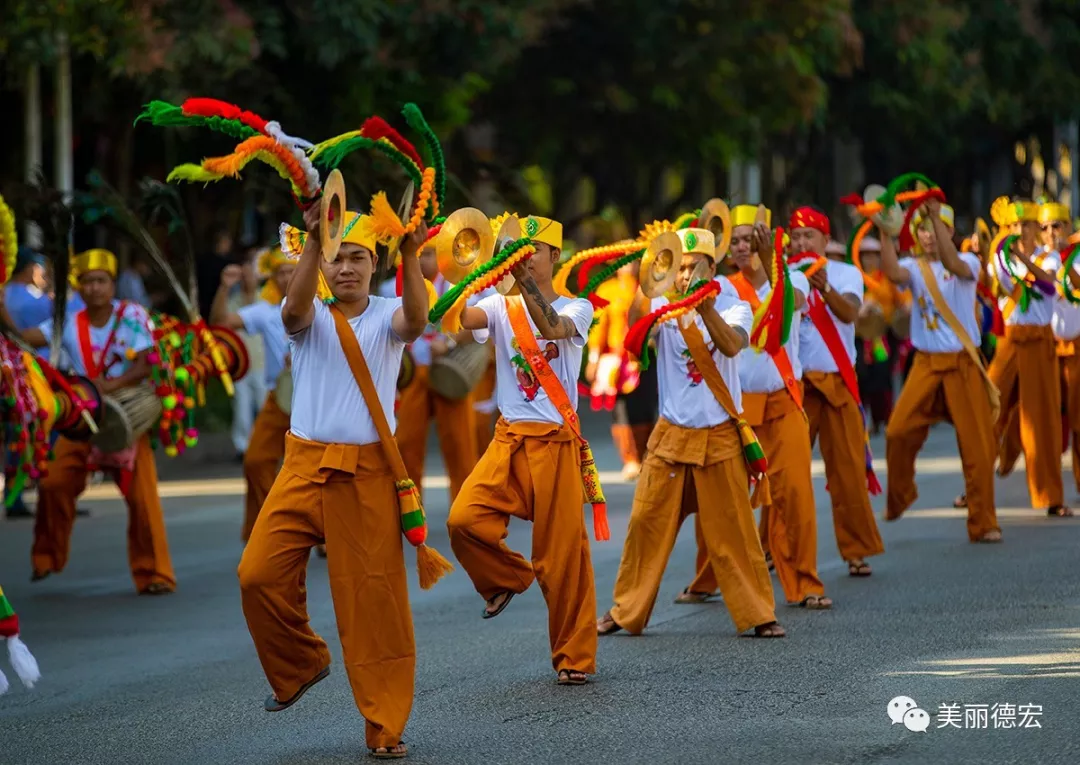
[
  {"left": 578, "top": 441, "right": 609, "bottom": 541},
  {"left": 396, "top": 479, "right": 454, "bottom": 589}
]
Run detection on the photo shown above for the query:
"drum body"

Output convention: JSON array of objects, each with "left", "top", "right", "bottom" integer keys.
[
  {"left": 855, "top": 302, "right": 888, "bottom": 341},
  {"left": 429, "top": 343, "right": 490, "bottom": 400},
  {"left": 889, "top": 304, "right": 912, "bottom": 341},
  {"left": 91, "top": 386, "right": 162, "bottom": 454},
  {"left": 274, "top": 368, "right": 293, "bottom": 416},
  {"left": 398, "top": 346, "right": 415, "bottom": 392}
]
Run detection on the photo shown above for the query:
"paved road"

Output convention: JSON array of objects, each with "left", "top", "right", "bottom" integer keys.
[{"left": 2, "top": 414, "right": 1079, "bottom": 765}]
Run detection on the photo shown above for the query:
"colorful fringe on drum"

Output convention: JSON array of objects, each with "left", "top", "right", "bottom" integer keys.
[
  {"left": 624, "top": 279, "right": 721, "bottom": 370},
  {"left": 0, "top": 339, "right": 60, "bottom": 499},
  {"left": 396, "top": 478, "right": 455, "bottom": 590},
  {"left": 0, "top": 194, "right": 17, "bottom": 285},
  {"left": 0, "top": 585, "right": 42, "bottom": 695},
  {"left": 749, "top": 228, "right": 796, "bottom": 355}
]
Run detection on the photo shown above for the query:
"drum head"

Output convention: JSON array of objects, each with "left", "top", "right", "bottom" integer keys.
[
  {"left": 90, "top": 396, "right": 134, "bottom": 454},
  {"left": 274, "top": 369, "right": 293, "bottom": 415}
]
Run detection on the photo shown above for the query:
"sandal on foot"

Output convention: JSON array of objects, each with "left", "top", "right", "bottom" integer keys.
[
  {"left": 264, "top": 667, "right": 330, "bottom": 712},
  {"left": 597, "top": 611, "right": 623, "bottom": 636},
  {"left": 482, "top": 591, "right": 514, "bottom": 620},
  {"left": 975, "top": 529, "right": 1003, "bottom": 543},
  {"left": 765, "top": 551, "right": 775, "bottom": 572},
  {"left": 30, "top": 569, "right": 51, "bottom": 583},
  {"left": 752, "top": 621, "right": 786, "bottom": 638},
  {"left": 557, "top": 669, "right": 588, "bottom": 685},
  {"left": 847, "top": 560, "right": 872, "bottom": 577},
  {"left": 1048, "top": 505, "right": 1075, "bottom": 517},
  {"left": 674, "top": 588, "right": 716, "bottom": 604},
  {"left": 139, "top": 582, "right": 175, "bottom": 595},
  {"left": 797, "top": 595, "right": 833, "bottom": 610},
  {"left": 314, "top": 544, "right": 327, "bottom": 558},
  {"left": 369, "top": 743, "right": 408, "bottom": 759},
  {"left": 953, "top": 493, "right": 968, "bottom": 509}
]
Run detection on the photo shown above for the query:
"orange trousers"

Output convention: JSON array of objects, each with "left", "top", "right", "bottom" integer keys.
[
  {"left": 885, "top": 351, "right": 998, "bottom": 540},
  {"left": 238, "top": 434, "right": 413, "bottom": 749},
  {"left": 242, "top": 393, "right": 290, "bottom": 542},
  {"left": 686, "top": 391, "right": 824, "bottom": 604},
  {"left": 396, "top": 365, "right": 478, "bottom": 503},
  {"left": 32, "top": 435, "right": 175, "bottom": 592},
  {"left": 472, "top": 360, "right": 497, "bottom": 457},
  {"left": 803, "top": 371, "right": 885, "bottom": 561},
  {"left": 1060, "top": 342, "right": 1080, "bottom": 492},
  {"left": 989, "top": 325, "right": 1063, "bottom": 508},
  {"left": 447, "top": 418, "right": 597, "bottom": 674},
  {"left": 611, "top": 418, "right": 775, "bottom": 633}
]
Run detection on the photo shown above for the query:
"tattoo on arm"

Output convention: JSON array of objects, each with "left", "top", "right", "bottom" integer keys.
[{"left": 520, "top": 276, "right": 576, "bottom": 338}]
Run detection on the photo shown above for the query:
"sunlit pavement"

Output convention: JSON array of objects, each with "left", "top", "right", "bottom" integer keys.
[{"left": 2, "top": 412, "right": 1079, "bottom": 765}]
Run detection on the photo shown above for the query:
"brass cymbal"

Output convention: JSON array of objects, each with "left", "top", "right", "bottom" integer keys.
[
  {"left": 435, "top": 207, "right": 495, "bottom": 284},
  {"left": 640, "top": 231, "right": 682, "bottom": 298},
  {"left": 494, "top": 215, "right": 523, "bottom": 295},
  {"left": 319, "top": 169, "right": 346, "bottom": 263},
  {"left": 387, "top": 182, "right": 416, "bottom": 259},
  {"left": 699, "top": 198, "right": 732, "bottom": 260}
]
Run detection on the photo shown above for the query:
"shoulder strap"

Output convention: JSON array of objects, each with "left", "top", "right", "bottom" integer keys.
[
  {"left": 504, "top": 296, "right": 583, "bottom": 439},
  {"left": 807, "top": 293, "right": 863, "bottom": 405},
  {"left": 328, "top": 304, "right": 409, "bottom": 482},
  {"left": 730, "top": 276, "right": 803, "bottom": 409}
]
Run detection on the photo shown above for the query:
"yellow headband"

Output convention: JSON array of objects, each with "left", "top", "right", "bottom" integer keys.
[
  {"left": 520, "top": 215, "right": 562, "bottom": 249},
  {"left": 72, "top": 248, "right": 117, "bottom": 280},
  {"left": 912, "top": 204, "right": 955, "bottom": 230},
  {"left": 1040, "top": 202, "right": 1070, "bottom": 224},
  {"left": 1015, "top": 201, "right": 1040, "bottom": 222},
  {"left": 731, "top": 205, "right": 770, "bottom": 228},
  {"left": 678, "top": 227, "right": 716, "bottom": 260}
]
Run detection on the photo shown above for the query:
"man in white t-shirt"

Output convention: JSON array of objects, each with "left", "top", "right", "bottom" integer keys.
[
  {"left": 681, "top": 205, "right": 830, "bottom": 607},
  {"left": 791, "top": 206, "right": 885, "bottom": 574},
  {"left": 880, "top": 200, "right": 1001, "bottom": 542},
  {"left": 1043, "top": 202, "right": 1080, "bottom": 494},
  {"left": 19, "top": 249, "right": 175, "bottom": 594},
  {"left": 210, "top": 247, "right": 295, "bottom": 543},
  {"left": 987, "top": 200, "right": 1069, "bottom": 515},
  {"left": 597, "top": 226, "right": 785, "bottom": 637},
  {"left": 448, "top": 215, "right": 601, "bottom": 686},
  {"left": 237, "top": 204, "right": 431, "bottom": 760}
]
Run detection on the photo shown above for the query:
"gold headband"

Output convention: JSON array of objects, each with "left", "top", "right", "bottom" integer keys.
[
  {"left": 72, "top": 248, "right": 117, "bottom": 279},
  {"left": 731, "top": 205, "right": 769, "bottom": 228}
]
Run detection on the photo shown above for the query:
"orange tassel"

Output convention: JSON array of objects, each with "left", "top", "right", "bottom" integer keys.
[
  {"left": 592, "top": 503, "right": 610, "bottom": 542},
  {"left": 416, "top": 544, "right": 454, "bottom": 590}
]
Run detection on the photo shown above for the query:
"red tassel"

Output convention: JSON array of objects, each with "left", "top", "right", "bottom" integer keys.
[
  {"left": 181, "top": 98, "right": 268, "bottom": 133},
  {"left": 396, "top": 267, "right": 404, "bottom": 297},
  {"left": 593, "top": 503, "right": 610, "bottom": 541},
  {"left": 867, "top": 468, "right": 882, "bottom": 496},
  {"left": 839, "top": 193, "right": 865, "bottom": 206},
  {"left": 359, "top": 116, "right": 425, "bottom": 168}
]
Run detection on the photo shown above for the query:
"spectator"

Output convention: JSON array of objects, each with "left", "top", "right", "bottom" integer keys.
[
  {"left": 4, "top": 247, "right": 51, "bottom": 331},
  {"left": 116, "top": 258, "right": 153, "bottom": 307},
  {"left": 228, "top": 249, "right": 267, "bottom": 460}
]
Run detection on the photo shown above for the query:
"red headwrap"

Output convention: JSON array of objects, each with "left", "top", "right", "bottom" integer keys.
[{"left": 789, "top": 207, "right": 830, "bottom": 237}]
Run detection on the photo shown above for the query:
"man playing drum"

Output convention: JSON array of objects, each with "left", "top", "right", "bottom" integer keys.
[
  {"left": 18, "top": 249, "right": 176, "bottom": 595},
  {"left": 209, "top": 248, "right": 296, "bottom": 544}
]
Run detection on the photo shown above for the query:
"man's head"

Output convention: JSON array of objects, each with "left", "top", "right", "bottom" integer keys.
[
  {"left": 321, "top": 212, "right": 378, "bottom": 303},
  {"left": 859, "top": 237, "right": 882, "bottom": 273},
  {"left": 730, "top": 205, "right": 769, "bottom": 272},
  {"left": 788, "top": 206, "right": 830, "bottom": 256},
  {"left": 519, "top": 215, "right": 562, "bottom": 285},
  {"left": 14, "top": 246, "right": 47, "bottom": 289},
  {"left": 1039, "top": 202, "right": 1073, "bottom": 250},
  {"left": 419, "top": 244, "right": 438, "bottom": 282},
  {"left": 913, "top": 205, "right": 955, "bottom": 257},
  {"left": 213, "top": 230, "right": 233, "bottom": 257},
  {"left": 674, "top": 228, "right": 716, "bottom": 293},
  {"left": 1015, "top": 201, "right": 1041, "bottom": 250},
  {"left": 73, "top": 249, "right": 117, "bottom": 309}
]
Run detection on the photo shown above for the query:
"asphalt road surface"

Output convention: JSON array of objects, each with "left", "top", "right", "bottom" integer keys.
[{"left": 2, "top": 414, "right": 1079, "bottom": 765}]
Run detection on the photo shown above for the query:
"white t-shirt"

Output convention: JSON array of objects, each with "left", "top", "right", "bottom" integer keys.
[
  {"left": 37, "top": 300, "right": 154, "bottom": 380},
  {"left": 288, "top": 297, "right": 404, "bottom": 445},
  {"left": 472, "top": 294, "right": 593, "bottom": 425},
  {"left": 652, "top": 294, "right": 752, "bottom": 428},
  {"left": 238, "top": 300, "right": 289, "bottom": 389},
  {"left": 798, "top": 259, "right": 863, "bottom": 373},
  {"left": 994, "top": 247, "right": 1060, "bottom": 327},
  {"left": 1054, "top": 302, "right": 1080, "bottom": 341},
  {"left": 737, "top": 271, "right": 810, "bottom": 394},
  {"left": 897, "top": 254, "right": 981, "bottom": 353}
]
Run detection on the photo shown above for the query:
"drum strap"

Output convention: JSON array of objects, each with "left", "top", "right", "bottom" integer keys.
[
  {"left": 76, "top": 301, "right": 128, "bottom": 379},
  {"left": 729, "top": 273, "right": 803, "bottom": 410},
  {"left": 504, "top": 296, "right": 609, "bottom": 541}
]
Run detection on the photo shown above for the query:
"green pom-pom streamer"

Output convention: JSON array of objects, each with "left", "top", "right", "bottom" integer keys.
[
  {"left": 134, "top": 101, "right": 260, "bottom": 141},
  {"left": 579, "top": 249, "right": 646, "bottom": 298},
  {"left": 429, "top": 238, "right": 533, "bottom": 324},
  {"left": 311, "top": 136, "right": 423, "bottom": 187},
  {"left": 402, "top": 103, "right": 445, "bottom": 219},
  {"left": 881, "top": 172, "right": 937, "bottom": 207}
]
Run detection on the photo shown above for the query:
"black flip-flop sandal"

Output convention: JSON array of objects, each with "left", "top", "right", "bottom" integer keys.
[
  {"left": 1048, "top": 505, "right": 1075, "bottom": 517},
  {"left": 751, "top": 621, "right": 786, "bottom": 638},
  {"left": 369, "top": 743, "right": 407, "bottom": 759},
  {"left": 482, "top": 592, "right": 514, "bottom": 620},
  {"left": 797, "top": 595, "right": 833, "bottom": 610},
  {"left": 953, "top": 494, "right": 968, "bottom": 508},
  {"left": 674, "top": 588, "right": 716, "bottom": 604},
  {"left": 597, "top": 611, "right": 623, "bottom": 636},
  {"left": 557, "top": 669, "right": 588, "bottom": 685},
  {"left": 847, "top": 561, "right": 872, "bottom": 577},
  {"left": 264, "top": 667, "right": 330, "bottom": 712}
]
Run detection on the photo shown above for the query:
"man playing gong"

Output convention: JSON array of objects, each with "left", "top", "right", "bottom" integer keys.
[{"left": 19, "top": 249, "right": 176, "bottom": 595}]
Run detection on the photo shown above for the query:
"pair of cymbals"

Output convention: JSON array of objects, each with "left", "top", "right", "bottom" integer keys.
[
  {"left": 319, "top": 171, "right": 417, "bottom": 263},
  {"left": 435, "top": 207, "right": 523, "bottom": 294}
]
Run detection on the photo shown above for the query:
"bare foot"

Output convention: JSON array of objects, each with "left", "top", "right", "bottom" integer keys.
[
  {"left": 483, "top": 591, "right": 513, "bottom": 619},
  {"left": 976, "top": 529, "right": 1003, "bottom": 543}
]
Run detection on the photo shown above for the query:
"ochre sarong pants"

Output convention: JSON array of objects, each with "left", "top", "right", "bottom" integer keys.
[
  {"left": 447, "top": 418, "right": 597, "bottom": 675},
  {"left": 686, "top": 391, "right": 824, "bottom": 604},
  {"left": 989, "top": 325, "right": 1063, "bottom": 508},
  {"left": 32, "top": 435, "right": 175, "bottom": 592},
  {"left": 242, "top": 393, "right": 290, "bottom": 542},
  {"left": 396, "top": 364, "right": 478, "bottom": 503},
  {"left": 885, "top": 350, "right": 999, "bottom": 540},
  {"left": 238, "top": 434, "right": 413, "bottom": 749},
  {"left": 1059, "top": 340, "right": 1080, "bottom": 493},
  {"left": 472, "top": 360, "right": 498, "bottom": 458},
  {"left": 803, "top": 371, "right": 885, "bottom": 561},
  {"left": 611, "top": 418, "right": 776, "bottom": 634}
]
